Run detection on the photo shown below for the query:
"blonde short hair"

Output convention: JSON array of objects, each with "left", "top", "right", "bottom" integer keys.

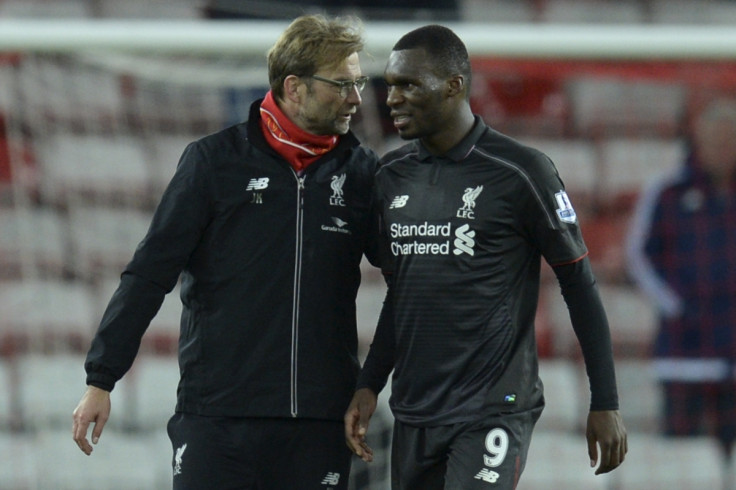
[{"left": 267, "top": 14, "right": 365, "bottom": 100}]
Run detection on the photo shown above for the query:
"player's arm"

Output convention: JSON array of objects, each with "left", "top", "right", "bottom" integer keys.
[
  {"left": 346, "top": 275, "right": 396, "bottom": 461},
  {"left": 345, "top": 388, "right": 377, "bottom": 462},
  {"left": 553, "top": 257, "right": 628, "bottom": 474}
]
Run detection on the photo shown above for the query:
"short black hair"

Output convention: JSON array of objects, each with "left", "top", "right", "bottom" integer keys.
[{"left": 393, "top": 25, "right": 471, "bottom": 86}]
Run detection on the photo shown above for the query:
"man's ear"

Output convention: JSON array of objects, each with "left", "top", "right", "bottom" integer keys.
[
  {"left": 283, "top": 75, "right": 303, "bottom": 103},
  {"left": 447, "top": 75, "right": 465, "bottom": 98}
]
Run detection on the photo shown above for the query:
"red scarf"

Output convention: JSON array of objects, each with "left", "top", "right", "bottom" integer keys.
[{"left": 259, "top": 91, "right": 338, "bottom": 173}]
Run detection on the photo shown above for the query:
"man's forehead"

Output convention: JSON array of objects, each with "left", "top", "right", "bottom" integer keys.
[
  {"left": 385, "top": 48, "right": 433, "bottom": 75},
  {"left": 319, "top": 51, "right": 361, "bottom": 76},
  {"left": 388, "top": 48, "right": 431, "bottom": 64},
  {"left": 384, "top": 49, "right": 438, "bottom": 81}
]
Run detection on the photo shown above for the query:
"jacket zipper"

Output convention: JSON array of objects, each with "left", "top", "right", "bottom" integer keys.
[{"left": 291, "top": 173, "right": 306, "bottom": 417}]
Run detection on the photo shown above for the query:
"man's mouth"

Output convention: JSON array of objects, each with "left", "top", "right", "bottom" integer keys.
[
  {"left": 339, "top": 110, "right": 356, "bottom": 122},
  {"left": 392, "top": 114, "right": 410, "bottom": 129}
]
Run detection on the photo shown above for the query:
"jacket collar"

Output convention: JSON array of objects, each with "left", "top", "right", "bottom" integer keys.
[{"left": 247, "top": 98, "right": 361, "bottom": 166}]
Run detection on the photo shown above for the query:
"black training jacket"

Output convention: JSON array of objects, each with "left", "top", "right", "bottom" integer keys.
[{"left": 85, "top": 99, "right": 380, "bottom": 421}]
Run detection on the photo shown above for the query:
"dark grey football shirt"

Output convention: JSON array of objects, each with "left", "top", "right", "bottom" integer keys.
[{"left": 361, "top": 117, "right": 590, "bottom": 426}]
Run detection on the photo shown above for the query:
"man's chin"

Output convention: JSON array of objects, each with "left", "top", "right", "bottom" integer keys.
[
  {"left": 333, "top": 123, "right": 350, "bottom": 135},
  {"left": 397, "top": 128, "right": 415, "bottom": 140}
]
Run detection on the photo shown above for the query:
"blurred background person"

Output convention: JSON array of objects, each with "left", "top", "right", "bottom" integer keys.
[{"left": 627, "top": 98, "right": 736, "bottom": 489}]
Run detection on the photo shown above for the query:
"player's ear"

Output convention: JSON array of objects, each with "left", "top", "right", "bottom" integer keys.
[{"left": 446, "top": 74, "right": 465, "bottom": 98}]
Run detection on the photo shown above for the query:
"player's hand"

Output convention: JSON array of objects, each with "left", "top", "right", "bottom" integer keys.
[
  {"left": 586, "top": 409, "right": 627, "bottom": 475},
  {"left": 72, "top": 385, "right": 111, "bottom": 455},
  {"left": 344, "top": 388, "right": 377, "bottom": 462}
]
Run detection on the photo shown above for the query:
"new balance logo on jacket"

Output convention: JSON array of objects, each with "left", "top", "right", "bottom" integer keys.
[{"left": 246, "top": 177, "right": 270, "bottom": 190}]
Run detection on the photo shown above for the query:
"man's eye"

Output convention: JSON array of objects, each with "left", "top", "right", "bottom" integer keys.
[{"left": 385, "top": 82, "right": 414, "bottom": 90}]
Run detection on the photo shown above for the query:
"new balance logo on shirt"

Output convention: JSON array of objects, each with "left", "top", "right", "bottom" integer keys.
[
  {"left": 474, "top": 468, "right": 500, "bottom": 483},
  {"left": 320, "top": 472, "right": 341, "bottom": 486},
  {"left": 390, "top": 195, "right": 409, "bottom": 209}
]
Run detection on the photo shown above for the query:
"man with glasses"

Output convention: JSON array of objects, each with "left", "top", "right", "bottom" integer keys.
[
  {"left": 311, "top": 74, "right": 370, "bottom": 99},
  {"left": 72, "top": 14, "right": 379, "bottom": 489}
]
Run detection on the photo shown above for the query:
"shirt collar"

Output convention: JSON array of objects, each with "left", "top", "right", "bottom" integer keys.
[{"left": 416, "top": 115, "right": 486, "bottom": 162}]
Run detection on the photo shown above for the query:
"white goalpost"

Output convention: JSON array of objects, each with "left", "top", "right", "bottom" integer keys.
[{"left": 1, "top": 20, "right": 736, "bottom": 58}]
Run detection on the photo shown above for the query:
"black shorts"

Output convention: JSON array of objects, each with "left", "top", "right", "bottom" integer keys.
[
  {"left": 167, "top": 413, "right": 352, "bottom": 490},
  {"left": 390, "top": 407, "right": 542, "bottom": 490}
]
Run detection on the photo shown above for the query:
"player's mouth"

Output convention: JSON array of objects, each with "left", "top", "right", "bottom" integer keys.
[{"left": 392, "top": 113, "right": 411, "bottom": 130}]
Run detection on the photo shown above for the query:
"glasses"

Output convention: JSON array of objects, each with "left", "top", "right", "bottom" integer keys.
[{"left": 311, "top": 75, "right": 369, "bottom": 98}]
